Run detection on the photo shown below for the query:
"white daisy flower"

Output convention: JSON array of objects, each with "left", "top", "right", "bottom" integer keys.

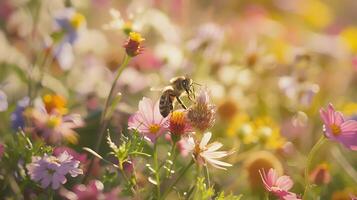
[{"left": 184, "top": 132, "right": 232, "bottom": 170}]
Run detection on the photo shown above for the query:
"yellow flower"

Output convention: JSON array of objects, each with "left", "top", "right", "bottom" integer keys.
[
  {"left": 227, "top": 114, "right": 286, "bottom": 150},
  {"left": 299, "top": 0, "right": 332, "bottom": 29},
  {"left": 70, "top": 12, "right": 85, "bottom": 29},
  {"left": 129, "top": 32, "right": 145, "bottom": 43},
  {"left": 43, "top": 94, "right": 68, "bottom": 115},
  {"left": 340, "top": 26, "right": 357, "bottom": 53},
  {"left": 253, "top": 117, "right": 286, "bottom": 150},
  {"left": 227, "top": 113, "right": 258, "bottom": 144},
  {"left": 342, "top": 102, "right": 357, "bottom": 116}
]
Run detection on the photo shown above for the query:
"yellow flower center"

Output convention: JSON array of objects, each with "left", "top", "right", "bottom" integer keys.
[
  {"left": 129, "top": 32, "right": 145, "bottom": 42},
  {"left": 330, "top": 124, "right": 341, "bottom": 136},
  {"left": 46, "top": 116, "right": 62, "bottom": 128},
  {"left": 70, "top": 12, "right": 85, "bottom": 29},
  {"left": 149, "top": 124, "right": 161, "bottom": 134},
  {"left": 170, "top": 111, "right": 185, "bottom": 125}
]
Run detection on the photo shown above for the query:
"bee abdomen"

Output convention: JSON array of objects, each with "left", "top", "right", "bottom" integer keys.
[{"left": 159, "top": 94, "right": 173, "bottom": 117}]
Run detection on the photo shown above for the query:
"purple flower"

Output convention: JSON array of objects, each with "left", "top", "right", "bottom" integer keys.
[
  {"left": 25, "top": 107, "right": 84, "bottom": 144},
  {"left": 128, "top": 97, "right": 168, "bottom": 143},
  {"left": 320, "top": 103, "right": 357, "bottom": 151},
  {"left": 11, "top": 97, "right": 29, "bottom": 130},
  {"left": 26, "top": 151, "right": 83, "bottom": 189},
  {"left": 52, "top": 8, "right": 86, "bottom": 70}
]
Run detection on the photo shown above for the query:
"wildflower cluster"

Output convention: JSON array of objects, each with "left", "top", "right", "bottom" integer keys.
[{"left": 1, "top": 0, "right": 357, "bottom": 199}]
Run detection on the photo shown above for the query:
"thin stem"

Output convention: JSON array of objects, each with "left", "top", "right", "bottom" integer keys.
[
  {"left": 203, "top": 165, "right": 210, "bottom": 188},
  {"left": 154, "top": 142, "right": 161, "bottom": 199},
  {"left": 331, "top": 147, "right": 357, "bottom": 183},
  {"left": 166, "top": 142, "right": 177, "bottom": 177},
  {"left": 264, "top": 192, "right": 270, "bottom": 200},
  {"left": 161, "top": 159, "right": 195, "bottom": 200},
  {"left": 95, "top": 55, "right": 130, "bottom": 151},
  {"left": 82, "top": 55, "right": 130, "bottom": 183},
  {"left": 302, "top": 135, "right": 326, "bottom": 200}
]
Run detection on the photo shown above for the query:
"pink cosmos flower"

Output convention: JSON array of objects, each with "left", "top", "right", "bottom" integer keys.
[
  {"left": 27, "top": 151, "right": 83, "bottom": 189},
  {"left": 320, "top": 103, "right": 357, "bottom": 150},
  {"left": 128, "top": 97, "right": 168, "bottom": 143},
  {"left": 259, "top": 168, "right": 301, "bottom": 200}
]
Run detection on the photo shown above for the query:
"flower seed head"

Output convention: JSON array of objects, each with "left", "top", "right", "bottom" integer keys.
[{"left": 187, "top": 88, "right": 216, "bottom": 132}]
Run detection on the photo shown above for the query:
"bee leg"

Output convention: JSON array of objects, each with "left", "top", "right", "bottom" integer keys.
[{"left": 176, "top": 97, "right": 187, "bottom": 109}]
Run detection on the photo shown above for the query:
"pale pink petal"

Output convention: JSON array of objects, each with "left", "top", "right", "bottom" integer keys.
[
  {"left": 201, "top": 151, "right": 228, "bottom": 159},
  {"left": 336, "top": 134, "right": 357, "bottom": 151},
  {"left": 205, "top": 157, "right": 232, "bottom": 168},
  {"left": 259, "top": 170, "right": 272, "bottom": 191},
  {"left": 327, "top": 104, "right": 336, "bottom": 124},
  {"left": 153, "top": 100, "right": 164, "bottom": 124},
  {"left": 138, "top": 97, "right": 155, "bottom": 124},
  {"left": 267, "top": 168, "right": 278, "bottom": 186},
  {"left": 334, "top": 111, "right": 345, "bottom": 125},
  {"left": 200, "top": 132, "right": 212, "bottom": 149},
  {"left": 276, "top": 175, "right": 293, "bottom": 191},
  {"left": 205, "top": 142, "right": 223, "bottom": 152},
  {"left": 341, "top": 120, "right": 357, "bottom": 134},
  {"left": 319, "top": 108, "right": 329, "bottom": 125}
]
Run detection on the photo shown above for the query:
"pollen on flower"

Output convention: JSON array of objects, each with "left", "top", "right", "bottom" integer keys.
[
  {"left": 168, "top": 110, "right": 191, "bottom": 137},
  {"left": 330, "top": 124, "right": 341, "bottom": 136},
  {"left": 149, "top": 124, "right": 161, "bottom": 134},
  {"left": 70, "top": 12, "right": 85, "bottom": 29},
  {"left": 129, "top": 32, "right": 145, "bottom": 42},
  {"left": 124, "top": 32, "right": 145, "bottom": 57},
  {"left": 46, "top": 116, "right": 62, "bottom": 128}
]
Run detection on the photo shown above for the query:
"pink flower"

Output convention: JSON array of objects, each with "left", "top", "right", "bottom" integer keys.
[
  {"left": 60, "top": 180, "right": 120, "bottom": 200},
  {"left": 0, "top": 144, "right": 4, "bottom": 159},
  {"left": 25, "top": 107, "right": 84, "bottom": 144},
  {"left": 259, "top": 168, "right": 301, "bottom": 200},
  {"left": 128, "top": 97, "right": 168, "bottom": 143},
  {"left": 27, "top": 151, "right": 83, "bottom": 189},
  {"left": 320, "top": 103, "right": 357, "bottom": 150}
]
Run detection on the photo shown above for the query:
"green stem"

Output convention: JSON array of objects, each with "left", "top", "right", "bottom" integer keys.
[
  {"left": 161, "top": 159, "right": 195, "bottom": 200},
  {"left": 203, "top": 165, "right": 210, "bottom": 188},
  {"left": 302, "top": 135, "right": 326, "bottom": 200},
  {"left": 82, "top": 55, "right": 130, "bottom": 183},
  {"left": 264, "top": 192, "right": 270, "bottom": 200},
  {"left": 154, "top": 142, "right": 161, "bottom": 199}
]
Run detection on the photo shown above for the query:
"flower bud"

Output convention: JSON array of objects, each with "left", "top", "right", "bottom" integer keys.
[
  {"left": 309, "top": 163, "right": 331, "bottom": 185},
  {"left": 124, "top": 32, "right": 144, "bottom": 57}
]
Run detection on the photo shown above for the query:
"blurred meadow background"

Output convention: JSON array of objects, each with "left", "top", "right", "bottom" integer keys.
[{"left": 0, "top": 0, "right": 357, "bottom": 199}]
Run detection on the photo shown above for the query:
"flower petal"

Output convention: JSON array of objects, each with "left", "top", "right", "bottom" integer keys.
[{"left": 200, "top": 132, "right": 212, "bottom": 149}]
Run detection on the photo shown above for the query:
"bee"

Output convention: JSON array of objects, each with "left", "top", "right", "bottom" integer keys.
[{"left": 159, "top": 76, "right": 195, "bottom": 117}]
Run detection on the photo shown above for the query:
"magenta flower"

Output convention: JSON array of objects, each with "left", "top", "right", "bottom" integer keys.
[
  {"left": 259, "top": 168, "right": 301, "bottom": 200},
  {"left": 27, "top": 151, "right": 83, "bottom": 189},
  {"left": 128, "top": 97, "right": 168, "bottom": 143},
  {"left": 60, "top": 180, "right": 120, "bottom": 200},
  {"left": 320, "top": 103, "right": 357, "bottom": 150},
  {"left": 0, "top": 144, "right": 4, "bottom": 159}
]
